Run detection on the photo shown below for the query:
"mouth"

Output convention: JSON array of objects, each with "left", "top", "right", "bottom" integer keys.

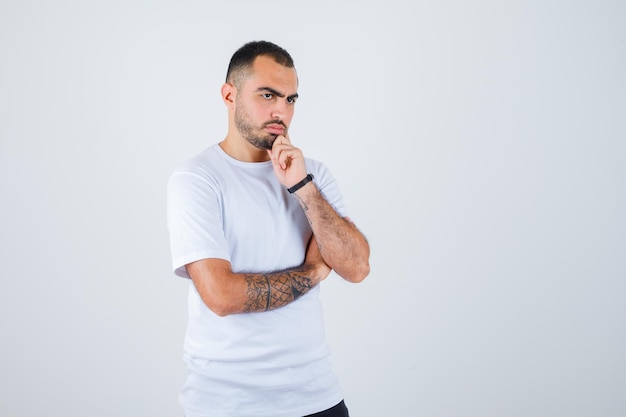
[{"left": 264, "top": 123, "right": 285, "bottom": 135}]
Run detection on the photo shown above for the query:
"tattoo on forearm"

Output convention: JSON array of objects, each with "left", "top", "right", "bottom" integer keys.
[
  {"left": 294, "top": 194, "right": 312, "bottom": 225},
  {"left": 243, "top": 272, "right": 313, "bottom": 313}
]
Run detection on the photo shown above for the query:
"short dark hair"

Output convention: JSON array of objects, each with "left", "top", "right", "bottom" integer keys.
[{"left": 225, "top": 40, "right": 295, "bottom": 86}]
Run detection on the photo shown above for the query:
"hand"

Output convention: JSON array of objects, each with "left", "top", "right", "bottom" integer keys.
[
  {"left": 303, "top": 235, "right": 331, "bottom": 284},
  {"left": 268, "top": 134, "right": 308, "bottom": 188}
]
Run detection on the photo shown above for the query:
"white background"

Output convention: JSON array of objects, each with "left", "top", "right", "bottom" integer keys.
[{"left": 1, "top": 1, "right": 625, "bottom": 416}]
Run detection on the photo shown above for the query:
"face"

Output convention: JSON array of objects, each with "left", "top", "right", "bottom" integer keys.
[{"left": 233, "top": 56, "right": 298, "bottom": 150}]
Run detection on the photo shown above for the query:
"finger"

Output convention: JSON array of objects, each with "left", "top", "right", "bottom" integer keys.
[
  {"left": 278, "top": 149, "right": 293, "bottom": 170},
  {"left": 271, "top": 144, "right": 297, "bottom": 169},
  {"left": 272, "top": 134, "right": 287, "bottom": 148},
  {"left": 269, "top": 136, "right": 285, "bottom": 163},
  {"left": 268, "top": 145, "right": 284, "bottom": 169},
  {"left": 269, "top": 145, "right": 284, "bottom": 168}
]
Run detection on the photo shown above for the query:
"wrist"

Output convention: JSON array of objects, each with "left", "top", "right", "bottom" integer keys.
[
  {"left": 308, "top": 259, "right": 331, "bottom": 284},
  {"left": 287, "top": 174, "right": 314, "bottom": 194}
]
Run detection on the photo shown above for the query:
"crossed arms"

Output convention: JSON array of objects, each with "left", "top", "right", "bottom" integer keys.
[
  {"left": 186, "top": 192, "right": 370, "bottom": 317},
  {"left": 185, "top": 136, "right": 370, "bottom": 317}
]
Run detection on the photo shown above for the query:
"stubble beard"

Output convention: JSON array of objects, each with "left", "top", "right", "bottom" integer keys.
[{"left": 234, "top": 105, "right": 278, "bottom": 151}]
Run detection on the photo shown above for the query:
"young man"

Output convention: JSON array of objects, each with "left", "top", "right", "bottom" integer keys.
[{"left": 167, "top": 40, "right": 370, "bottom": 417}]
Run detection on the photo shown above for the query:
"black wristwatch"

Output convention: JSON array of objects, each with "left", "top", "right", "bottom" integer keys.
[{"left": 287, "top": 174, "right": 314, "bottom": 193}]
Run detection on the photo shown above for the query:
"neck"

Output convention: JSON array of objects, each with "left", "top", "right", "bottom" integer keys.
[{"left": 220, "top": 132, "right": 270, "bottom": 163}]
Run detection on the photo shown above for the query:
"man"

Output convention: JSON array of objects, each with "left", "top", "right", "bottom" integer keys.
[{"left": 167, "top": 40, "right": 370, "bottom": 417}]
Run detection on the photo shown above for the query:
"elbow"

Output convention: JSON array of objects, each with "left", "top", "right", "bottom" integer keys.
[
  {"left": 349, "top": 245, "right": 371, "bottom": 283},
  {"left": 349, "top": 240, "right": 371, "bottom": 283},
  {"left": 207, "top": 300, "right": 238, "bottom": 317},
  {"left": 354, "top": 262, "right": 371, "bottom": 283},
  {"left": 342, "top": 261, "right": 370, "bottom": 284},
  {"left": 209, "top": 303, "right": 233, "bottom": 317},
  {"left": 187, "top": 260, "right": 240, "bottom": 317},
  {"left": 199, "top": 290, "right": 238, "bottom": 317}
]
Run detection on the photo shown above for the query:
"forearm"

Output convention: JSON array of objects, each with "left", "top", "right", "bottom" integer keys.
[
  {"left": 240, "top": 267, "right": 318, "bottom": 313},
  {"left": 266, "top": 135, "right": 369, "bottom": 282},
  {"left": 186, "top": 256, "right": 327, "bottom": 317},
  {"left": 293, "top": 183, "right": 370, "bottom": 282}
]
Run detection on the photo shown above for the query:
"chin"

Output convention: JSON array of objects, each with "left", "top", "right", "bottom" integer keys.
[{"left": 257, "top": 136, "right": 276, "bottom": 150}]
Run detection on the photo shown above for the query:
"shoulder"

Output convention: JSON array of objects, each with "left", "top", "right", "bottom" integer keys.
[
  {"left": 172, "top": 144, "right": 222, "bottom": 176},
  {"left": 167, "top": 144, "right": 226, "bottom": 199},
  {"left": 169, "top": 144, "right": 229, "bottom": 183},
  {"left": 304, "top": 157, "right": 338, "bottom": 187}
]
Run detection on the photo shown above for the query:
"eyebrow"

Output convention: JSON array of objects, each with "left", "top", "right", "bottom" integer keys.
[{"left": 256, "top": 87, "right": 299, "bottom": 101}]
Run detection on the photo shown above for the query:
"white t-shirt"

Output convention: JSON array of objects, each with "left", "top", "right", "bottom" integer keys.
[{"left": 167, "top": 144, "right": 348, "bottom": 417}]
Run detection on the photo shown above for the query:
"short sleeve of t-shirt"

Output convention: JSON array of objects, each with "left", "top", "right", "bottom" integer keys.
[
  {"left": 167, "top": 171, "right": 230, "bottom": 279},
  {"left": 307, "top": 159, "right": 349, "bottom": 220}
]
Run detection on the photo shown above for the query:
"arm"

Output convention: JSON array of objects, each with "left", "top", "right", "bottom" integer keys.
[
  {"left": 268, "top": 136, "right": 370, "bottom": 283},
  {"left": 186, "top": 236, "right": 331, "bottom": 317},
  {"left": 293, "top": 185, "right": 370, "bottom": 282}
]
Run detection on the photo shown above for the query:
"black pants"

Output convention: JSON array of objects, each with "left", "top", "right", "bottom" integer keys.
[
  {"left": 304, "top": 400, "right": 349, "bottom": 417},
  {"left": 185, "top": 400, "right": 349, "bottom": 417}
]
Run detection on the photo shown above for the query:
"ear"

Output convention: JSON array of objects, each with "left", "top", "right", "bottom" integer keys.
[{"left": 221, "top": 83, "right": 236, "bottom": 108}]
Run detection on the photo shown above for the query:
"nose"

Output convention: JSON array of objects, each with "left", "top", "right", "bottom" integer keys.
[{"left": 271, "top": 99, "right": 290, "bottom": 121}]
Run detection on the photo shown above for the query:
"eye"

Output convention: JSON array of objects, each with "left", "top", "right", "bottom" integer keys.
[
  {"left": 287, "top": 96, "right": 297, "bottom": 104},
  {"left": 262, "top": 93, "right": 273, "bottom": 100}
]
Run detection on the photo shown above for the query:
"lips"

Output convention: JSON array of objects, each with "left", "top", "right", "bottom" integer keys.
[{"left": 265, "top": 124, "right": 285, "bottom": 135}]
